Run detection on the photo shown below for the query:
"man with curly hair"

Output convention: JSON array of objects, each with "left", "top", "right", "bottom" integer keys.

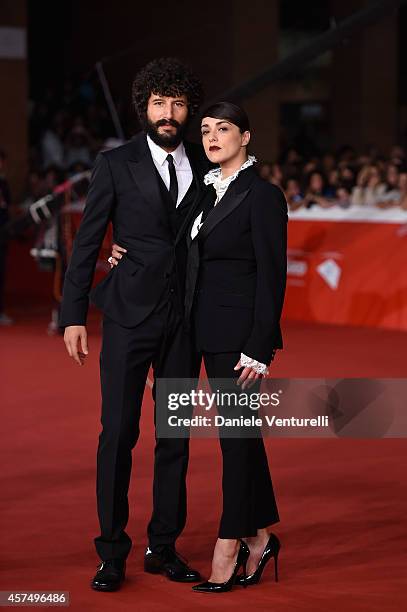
[{"left": 60, "top": 57, "right": 211, "bottom": 591}]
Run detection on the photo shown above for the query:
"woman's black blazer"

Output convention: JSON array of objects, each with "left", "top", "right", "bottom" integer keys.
[{"left": 184, "top": 165, "right": 288, "bottom": 365}]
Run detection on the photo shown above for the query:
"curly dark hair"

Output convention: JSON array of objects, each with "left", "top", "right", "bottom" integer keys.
[{"left": 132, "top": 57, "right": 204, "bottom": 120}]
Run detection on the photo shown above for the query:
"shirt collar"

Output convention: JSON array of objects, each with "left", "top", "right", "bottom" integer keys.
[
  {"left": 146, "top": 134, "right": 185, "bottom": 167},
  {"left": 204, "top": 155, "right": 257, "bottom": 187}
]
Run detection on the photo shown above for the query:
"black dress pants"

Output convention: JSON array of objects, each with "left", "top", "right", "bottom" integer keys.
[
  {"left": 202, "top": 351, "right": 280, "bottom": 539},
  {"left": 94, "top": 294, "right": 200, "bottom": 561}
]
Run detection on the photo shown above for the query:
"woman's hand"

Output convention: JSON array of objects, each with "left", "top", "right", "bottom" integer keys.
[
  {"left": 108, "top": 243, "right": 127, "bottom": 268},
  {"left": 234, "top": 359, "right": 264, "bottom": 390}
]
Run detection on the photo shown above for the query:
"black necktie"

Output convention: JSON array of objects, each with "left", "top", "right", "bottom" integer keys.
[{"left": 166, "top": 153, "right": 178, "bottom": 206}]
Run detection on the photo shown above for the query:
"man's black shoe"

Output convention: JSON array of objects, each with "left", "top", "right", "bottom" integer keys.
[
  {"left": 144, "top": 546, "right": 201, "bottom": 582},
  {"left": 91, "top": 559, "right": 126, "bottom": 591}
]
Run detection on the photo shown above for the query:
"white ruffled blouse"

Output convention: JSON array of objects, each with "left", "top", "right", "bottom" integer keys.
[{"left": 191, "top": 155, "right": 272, "bottom": 375}]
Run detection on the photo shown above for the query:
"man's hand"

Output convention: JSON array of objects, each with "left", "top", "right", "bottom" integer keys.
[{"left": 64, "top": 325, "right": 89, "bottom": 366}]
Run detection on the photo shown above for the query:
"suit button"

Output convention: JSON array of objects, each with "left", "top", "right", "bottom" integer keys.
[{"left": 170, "top": 288, "right": 175, "bottom": 293}]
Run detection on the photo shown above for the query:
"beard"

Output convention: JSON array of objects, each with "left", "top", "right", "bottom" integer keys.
[{"left": 144, "top": 117, "right": 188, "bottom": 148}]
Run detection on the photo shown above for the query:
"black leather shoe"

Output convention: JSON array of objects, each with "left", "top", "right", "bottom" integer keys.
[
  {"left": 91, "top": 559, "right": 126, "bottom": 592},
  {"left": 144, "top": 546, "right": 201, "bottom": 582}
]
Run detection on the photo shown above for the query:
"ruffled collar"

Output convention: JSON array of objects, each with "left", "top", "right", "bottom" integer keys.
[{"left": 203, "top": 155, "right": 257, "bottom": 202}]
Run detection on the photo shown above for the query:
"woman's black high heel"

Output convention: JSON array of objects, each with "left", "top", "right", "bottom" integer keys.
[
  {"left": 192, "top": 540, "right": 250, "bottom": 593},
  {"left": 236, "top": 533, "right": 281, "bottom": 586}
]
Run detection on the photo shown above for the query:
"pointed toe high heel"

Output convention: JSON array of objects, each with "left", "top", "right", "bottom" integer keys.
[
  {"left": 236, "top": 532, "right": 281, "bottom": 586},
  {"left": 192, "top": 540, "right": 250, "bottom": 593}
]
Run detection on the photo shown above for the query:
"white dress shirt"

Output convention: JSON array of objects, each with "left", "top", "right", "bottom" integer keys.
[{"left": 146, "top": 134, "right": 193, "bottom": 207}]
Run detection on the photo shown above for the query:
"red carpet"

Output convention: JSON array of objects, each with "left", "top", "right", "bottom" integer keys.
[{"left": 1, "top": 307, "right": 406, "bottom": 611}]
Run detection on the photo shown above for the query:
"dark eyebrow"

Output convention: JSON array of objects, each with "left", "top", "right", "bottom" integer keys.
[
  {"left": 152, "top": 95, "right": 186, "bottom": 102},
  {"left": 201, "top": 120, "right": 232, "bottom": 129}
]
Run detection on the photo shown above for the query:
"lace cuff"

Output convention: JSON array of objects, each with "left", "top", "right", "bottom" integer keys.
[{"left": 240, "top": 353, "right": 269, "bottom": 375}]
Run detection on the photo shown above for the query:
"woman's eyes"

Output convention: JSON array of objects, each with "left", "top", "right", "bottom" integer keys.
[{"left": 201, "top": 127, "right": 228, "bottom": 136}]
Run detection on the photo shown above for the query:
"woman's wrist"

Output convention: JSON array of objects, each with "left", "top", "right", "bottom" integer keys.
[{"left": 240, "top": 353, "right": 269, "bottom": 375}]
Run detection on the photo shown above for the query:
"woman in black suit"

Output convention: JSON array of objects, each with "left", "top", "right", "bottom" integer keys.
[
  {"left": 188, "top": 102, "right": 287, "bottom": 593},
  {"left": 110, "top": 102, "right": 287, "bottom": 593}
]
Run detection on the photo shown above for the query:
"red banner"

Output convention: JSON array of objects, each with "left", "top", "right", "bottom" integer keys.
[{"left": 285, "top": 219, "right": 407, "bottom": 331}]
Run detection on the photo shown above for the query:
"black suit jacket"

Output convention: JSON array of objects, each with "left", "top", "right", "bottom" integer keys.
[
  {"left": 184, "top": 166, "right": 288, "bottom": 365},
  {"left": 59, "top": 132, "right": 210, "bottom": 328}
]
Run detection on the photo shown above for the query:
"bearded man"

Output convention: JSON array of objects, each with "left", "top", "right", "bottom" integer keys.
[{"left": 60, "top": 57, "right": 211, "bottom": 591}]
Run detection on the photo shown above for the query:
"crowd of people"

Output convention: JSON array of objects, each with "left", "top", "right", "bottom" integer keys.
[
  {"left": 258, "top": 146, "right": 407, "bottom": 211},
  {"left": 4, "top": 74, "right": 407, "bottom": 214},
  {"left": 19, "top": 77, "right": 120, "bottom": 210},
  {"left": 18, "top": 76, "right": 407, "bottom": 213},
  {"left": 18, "top": 143, "right": 407, "bottom": 214}
]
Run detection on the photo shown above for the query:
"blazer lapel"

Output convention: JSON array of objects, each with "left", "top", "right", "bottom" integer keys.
[
  {"left": 176, "top": 176, "right": 197, "bottom": 212},
  {"left": 196, "top": 167, "right": 257, "bottom": 242},
  {"left": 198, "top": 186, "right": 248, "bottom": 242},
  {"left": 174, "top": 155, "right": 208, "bottom": 245},
  {"left": 126, "top": 135, "right": 168, "bottom": 218},
  {"left": 177, "top": 141, "right": 201, "bottom": 212},
  {"left": 184, "top": 187, "right": 216, "bottom": 248}
]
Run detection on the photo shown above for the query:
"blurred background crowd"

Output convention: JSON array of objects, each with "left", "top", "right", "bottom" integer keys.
[
  {"left": 1, "top": 73, "right": 406, "bottom": 218},
  {"left": 259, "top": 145, "right": 407, "bottom": 211}
]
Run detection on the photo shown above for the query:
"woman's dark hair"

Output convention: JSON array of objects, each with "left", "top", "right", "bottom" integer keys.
[
  {"left": 132, "top": 57, "right": 204, "bottom": 120},
  {"left": 200, "top": 101, "right": 250, "bottom": 133}
]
